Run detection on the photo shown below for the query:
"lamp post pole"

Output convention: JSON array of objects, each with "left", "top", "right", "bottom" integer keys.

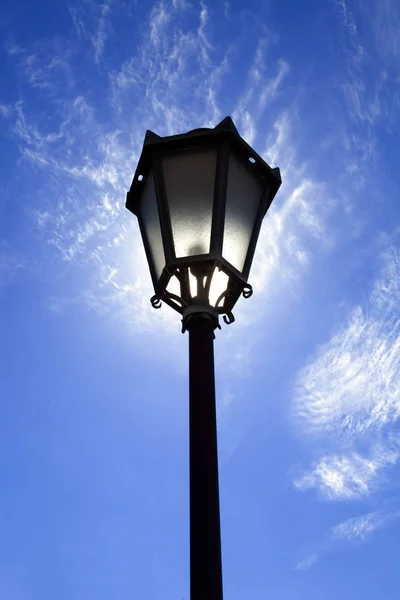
[{"left": 185, "top": 311, "right": 223, "bottom": 600}]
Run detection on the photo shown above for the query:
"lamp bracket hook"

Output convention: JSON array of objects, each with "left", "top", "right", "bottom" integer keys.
[
  {"left": 223, "top": 311, "right": 235, "bottom": 325},
  {"left": 151, "top": 295, "right": 162, "bottom": 309},
  {"left": 242, "top": 283, "right": 253, "bottom": 299}
]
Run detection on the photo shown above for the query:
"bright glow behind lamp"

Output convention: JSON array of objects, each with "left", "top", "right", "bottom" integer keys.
[{"left": 126, "top": 116, "right": 281, "bottom": 328}]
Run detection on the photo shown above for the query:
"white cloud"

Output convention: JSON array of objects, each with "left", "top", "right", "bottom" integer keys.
[
  {"left": 70, "top": 0, "right": 113, "bottom": 64},
  {"left": 334, "top": 0, "right": 364, "bottom": 69},
  {"left": 233, "top": 40, "right": 290, "bottom": 146},
  {"left": 248, "top": 178, "right": 329, "bottom": 298},
  {"left": 369, "top": 0, "right": 400, "bottom": 61},
  {"left": 149, "top": 1, "right": 171, "bottom": 48},
  {"left": 294, "top": 441, "right": 400, "bottom": 500},
  {"left": 0, "top": 243, "right": 26, "bottom": 288},
  {"left": 109, "top": 1, "right": 228, "bottom": 134},
  {"left": 332, "top": 0, "right": 400, "bottom": 183},
  {"left": 294, "top": 508, "right": 399, "bottom": 571},
  {"left": 294, "top": 245, "right": 400, "bottom": 441},
  {"left": 294, "top": 553, "right": 319, "bottom": 571},
  {"left": 293, "top": 242, "right": 400, "bottom": 500},
  {"left": 0, "top": 104, "right": 11, "bottom": 118},
  {"left": 330, "top": 510, "right": 398, "bottom": 542},
  {"left": 6, "top": 39, "right": 74, "bottom": 93}
]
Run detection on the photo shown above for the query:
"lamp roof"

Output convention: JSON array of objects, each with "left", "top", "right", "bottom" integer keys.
[{"left": 126, "top": 116, "right": 281, "bottom": 216}]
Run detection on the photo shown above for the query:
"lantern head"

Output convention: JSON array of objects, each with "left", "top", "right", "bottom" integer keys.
[{"left": 126, "top": 117, "right": 281, "bottom": 327}]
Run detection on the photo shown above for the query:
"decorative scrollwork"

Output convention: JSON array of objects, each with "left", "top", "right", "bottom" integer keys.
[
  {"left": 215, "top": 290, "right": 228, "bottom": 308},
  {"left": 223, "top": 311, "right": 235, "bottom": 325},
  {"left": 164, "top": 291, "right": 188, "bottom": 310},
  {"left": 150, "top": 295, "right": 162, "bottom": 309},
  {"left": 242, "top": 284, "right": 253, "bottom": 299},
  {"left": 165, "top": 266, "right": 175, "bottom": 278}
]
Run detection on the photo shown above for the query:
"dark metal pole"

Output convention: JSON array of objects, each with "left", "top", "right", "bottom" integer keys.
[{"left": 187, "top": 314, "right": 223, "bottom": 600}]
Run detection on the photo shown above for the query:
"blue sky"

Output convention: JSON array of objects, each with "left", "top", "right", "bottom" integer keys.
[{"left": 1, "top": 0, "right": 400, "bottom": 597}]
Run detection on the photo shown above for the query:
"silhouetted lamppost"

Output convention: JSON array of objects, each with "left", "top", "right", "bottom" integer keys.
[{"left": 126, "top": 117, "right": 281, "bottom": 600}]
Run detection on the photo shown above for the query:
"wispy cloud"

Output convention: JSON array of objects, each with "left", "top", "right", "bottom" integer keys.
[
  {"left": 149, "top": 0, "right": 171, "bottom": 48},
  {"left": 295, "top": 507, "right": 399, "bottom": 571},
  {"left": 248, "top": 177, "right": 331, "bottom": 301},
  {"left": 70, "top": 0, "right": 114, "bottom": 64},
  {"left": 332, "top": 0, "right": 400, "bottom": 184},
  {"left": 109, "top": 0, "right": 227, "bottom": 133},
  {"left": 330, "top": 509, "right": 398, "bottom": 542},
  {"left": 0, "top": 242, "right": 26, "bottom": 289},
  {"left": 294, "top": 243, "right": 400, "bottom": 442},
  {"left": 369, "top": 0, "right": 400, "bottom": 61},
  {"left": 293, "top": 240, "right": 400, "bottom": 501},
  {"left": 93, "top": 2, "right": 112, "bottom": 64},
  {"left": 4, "top": 38, "right": 73, "bottom": 94},
  {"left": 294, "top": 441, "right": 400, "bottom": 501},
  {"left": 0, "top": 104, "right": 11, "bottom": 118},
  {"left": 233, "top": 39, "right": 290, "bottom": 146},
  {"left": 294, "top": 553, "right": 319, "bottom": 571}
]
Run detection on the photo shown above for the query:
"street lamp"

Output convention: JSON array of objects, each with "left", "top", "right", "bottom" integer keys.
[{"left": 126, "top": 116, "right": 281, "bottom": 600}]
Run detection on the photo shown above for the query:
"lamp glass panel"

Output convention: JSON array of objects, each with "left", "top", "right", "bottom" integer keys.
[
  {"left": 162, "top": 148, "right": 217, "bottom": 258},
  {"left": 166, "top": 274, "right": 181, "bottom": 297},
  {"left": 209, "top": 268, "right": 230, "bottom": 307},
  {"left": 189, "top": 270, "right": 197, "bottom": 298},
  {"left": 222, "top": 153, "right": 263, "bottom": 272},
  {"left": 140, "top": 169, "right": 165, "bottom": 280}
]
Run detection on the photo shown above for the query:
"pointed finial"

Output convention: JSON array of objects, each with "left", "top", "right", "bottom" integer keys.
[{"left": 214, "top": 116, "right": 240, "bottom": 137}]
